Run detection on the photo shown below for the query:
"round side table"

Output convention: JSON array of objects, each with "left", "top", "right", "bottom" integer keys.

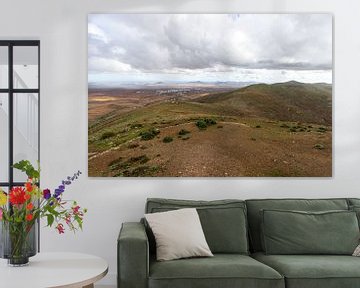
[{"left": 0, "top": 252, "right": 108, "bottom": 288}]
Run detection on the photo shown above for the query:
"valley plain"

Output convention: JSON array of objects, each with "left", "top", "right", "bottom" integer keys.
[{"left": 88, "top": 81, "right": 332, "bottom": 177}]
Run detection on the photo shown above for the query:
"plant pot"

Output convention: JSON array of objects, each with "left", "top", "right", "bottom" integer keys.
[{"left": 0, "top": 220, "right": 37, "bottom": 266}]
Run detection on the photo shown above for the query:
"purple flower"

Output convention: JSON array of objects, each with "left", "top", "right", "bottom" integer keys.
[
  {"left": 43, "top": 189, "right": 51, "bottom": 200},
  {"left": 54, "top": 189, "right": 63, "bottom": 198},
  {"left": 54, "top": 171, "right": 82, "bottom": 199}
]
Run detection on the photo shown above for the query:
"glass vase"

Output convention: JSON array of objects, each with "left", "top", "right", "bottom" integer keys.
[{"left": 0, "top": 220, "right": 37, "bottom": 266}]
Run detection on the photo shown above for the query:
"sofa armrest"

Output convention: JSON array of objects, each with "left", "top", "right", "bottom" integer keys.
[{"left": 118, "top": 222, "right": 149, "bottom": 288}]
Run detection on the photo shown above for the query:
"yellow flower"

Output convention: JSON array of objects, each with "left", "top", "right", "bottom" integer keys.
[{"left": 0, "top": 190, "right": 7, "bottom": 206}]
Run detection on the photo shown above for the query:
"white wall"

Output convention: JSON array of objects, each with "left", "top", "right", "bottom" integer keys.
[{"left": 1, "top": 0, "right": 360, "bottom": 286}]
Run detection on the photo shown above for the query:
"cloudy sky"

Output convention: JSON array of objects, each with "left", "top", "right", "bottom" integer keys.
[{"left": 88, "top": 14, "right": 332, "bottom": 86}]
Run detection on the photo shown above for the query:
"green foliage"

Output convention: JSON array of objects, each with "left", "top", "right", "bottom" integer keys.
[
  {"left": 204, "top": 118, "right": 217, "bottom": 125},
  {"left": 120, "top": 165, "right": 160, "bottom": 177},
  {"left": 268, "top": 169, "right": 285, "bottom": 177},
  {"left": 100, "top": 131, "right": 115, "bottom": 140},
  {"left": 140, "top": 128, "right": 160, "bottom": 140},
  {"left": 12, "top": 160, "right": 40, "bottom": 180},
  {"left": 317, "top": 127, "right": 327, "bottom": 133},
  {"left": 195, "top": 118, "right": 217, "bottom": 130},
  {"left": 163, "top": 136, "right": 173, "bottom": 143},
  {"left": 178, "top": 129, "right": 190, "bottom": 135},
  {"left": 130, "top": 123, "right": 143, "bottom": 129},
  {"left": 109, "top": 155, "right": 150, "bottom": 171},
  {"left": 196, "top": 120, "right": 207, "bottom": 129},
  {"left": 314, "top": 144, "right": 325, "bottom": 150}
]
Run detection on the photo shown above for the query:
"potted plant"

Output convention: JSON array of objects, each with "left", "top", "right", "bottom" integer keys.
[{"left": 0, "top": 160, "right": 86, "bottom": 266}]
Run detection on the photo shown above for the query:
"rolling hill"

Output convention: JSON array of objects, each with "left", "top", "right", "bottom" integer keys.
[
  {"left": 88, "top": 81, "right": 332, "bottom": 177},
  {"left": 195, "top": 81, "right": 332, "bottom": 125}
]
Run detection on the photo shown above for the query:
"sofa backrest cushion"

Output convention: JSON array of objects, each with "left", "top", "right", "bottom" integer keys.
[
  {"left": 261, "top": 209, "right": 359, "bottom": 255},
  {"left": 145, "top": 198, "right": 249, "bottom": 254},
  {"left": 348, "top": 198, "right": 360, "bottom": 207},
  {"left": 246, "top": 198, "right": 349, "bottom": 252},
  {"left": 347, "top": 199, "right": 360, "bottom": 228}
]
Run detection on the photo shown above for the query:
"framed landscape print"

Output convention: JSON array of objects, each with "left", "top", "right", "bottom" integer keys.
[{"left": 88, "top": 14, "right": 332, "bottom": 177}]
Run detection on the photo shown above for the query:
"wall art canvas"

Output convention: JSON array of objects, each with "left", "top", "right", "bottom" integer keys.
[{"left": 88, "top": 14, "right": 332, "bottom": 177}]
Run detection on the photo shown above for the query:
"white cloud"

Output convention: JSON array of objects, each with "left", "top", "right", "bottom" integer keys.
[
  {"left": 88, "top": 23, "right": 108, "bottom": 44},
  {"left": 88, "top": 57, "right": 133, "bottom": 73},
  {"left": 88, "top": 14, "right": 332, "bottom": 83}
]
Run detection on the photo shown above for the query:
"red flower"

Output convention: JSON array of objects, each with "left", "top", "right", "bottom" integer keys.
[
  {"left": 26, "top": 214, "right": 33, "bottom": 221},
  {"left": 56, "top": 223, "right": 65, "bottom": 234},
  {"left": 9, "top": 187, "right": 26, "bottom": 205},
  {"left": 72, "top": 205, "right": 80, "bottom": 215},
  {"left": 26, "top": 203, "right": 34, "bottom": 210},
  {"left": 24, "top": 193, "right": 31, "bottom": 200},
  {"left": 25, "top": 182, "right": 33, "bottom": 192}
]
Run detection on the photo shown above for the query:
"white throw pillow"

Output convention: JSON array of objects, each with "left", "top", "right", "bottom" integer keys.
[
  {"left": 353, "top": 244, "right": 360, "bottom": 256},
  {"left": 145, "top": 208, "right": 213, "bottom": 261}
]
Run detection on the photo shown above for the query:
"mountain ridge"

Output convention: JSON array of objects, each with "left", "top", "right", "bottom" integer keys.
[{"left": 195, "top": 81, "right": 332, "bottom": 125}]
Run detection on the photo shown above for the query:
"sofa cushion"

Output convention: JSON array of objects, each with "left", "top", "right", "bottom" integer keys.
[
  {"left": 246, "top": 198, "right": 349, "bottom": 252},
  {"left": 146, "top": 198, "right": 248, "bottom": 254},
  {"left": 149, "top": 254, "right": 284, "bottom": 288},
  {"left": 145, "top": 208, "right": 213, "bottom": 261},
  {"left": 351, "top": 206, "right": 360, "bottom": 226},
  {"left": 261, "top": 209, "right": 359, "bottom": 255},
  {"left": 347, "top": 198, "right": 360, "bottom": 207},
  {"left": 253, "top": 252, "right": 360, "bottom": 288}
]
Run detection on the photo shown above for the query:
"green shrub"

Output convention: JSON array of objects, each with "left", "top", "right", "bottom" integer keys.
[
  {"left": 121, "top": 165, "right": 159, "bottom": 177},
  {"left": 178, "top": 129, "right": 190, "bottom": 135},
  {"left": 195, "top": 118, "right": 217, "bottom": 130},
  {"left": 130, "top": 123, "right": 143, "bottom": 129},
  {"left": 163, "top": 136, "right": 173, "bottom": 143},
  {"left": 100, "top": 131, "right": 116, "bottom": 140},
  {"left": 313, "top": 144, "right": 325, "bottom": 150},
  {"left": 108, "top": 157, "right": 123, "bottom": 168},
  {"left": 140, "top": 128, "right": 160, "bottom": 140},
  {"left": 317, "top": 127, "right": 327, "bottom": 133},
  {"left": 196, "top": 120, "right": 207, "bottom": 129},
  {"left": 204, "top": 118, "right": 217, "bottom": 125}
]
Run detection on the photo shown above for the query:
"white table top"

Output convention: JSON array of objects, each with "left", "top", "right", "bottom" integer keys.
[{"left": 0, "top": 252, "right": 108, "bottom": 288}]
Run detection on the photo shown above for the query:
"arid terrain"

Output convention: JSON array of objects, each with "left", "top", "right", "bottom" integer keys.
[{"left": 88, "top": 81, "right": 332, "bottom": 177}]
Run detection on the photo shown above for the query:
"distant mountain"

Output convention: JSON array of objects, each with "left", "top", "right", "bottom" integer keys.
[
  {"left": 196, "top": 81, "right": 332, "bottom": 125},
  {"left": 89, "top": 81, "right": 257, "bottom": 89}
]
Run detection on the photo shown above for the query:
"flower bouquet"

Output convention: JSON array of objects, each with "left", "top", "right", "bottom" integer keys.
[{"left": 0, "top": 160, "right": 87, "bottom": 266}]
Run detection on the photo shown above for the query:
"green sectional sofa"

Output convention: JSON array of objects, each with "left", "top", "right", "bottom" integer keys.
[{"left": 118, "top": 198, "right": 360, "bottom": 288}]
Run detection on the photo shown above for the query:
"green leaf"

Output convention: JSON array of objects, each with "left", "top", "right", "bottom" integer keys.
[
  {"left": 47, "top": 214, "right": 54, "bottom": 227},
  {"left": 12, "top": 160, "right": 40, "bottom": 180}
]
